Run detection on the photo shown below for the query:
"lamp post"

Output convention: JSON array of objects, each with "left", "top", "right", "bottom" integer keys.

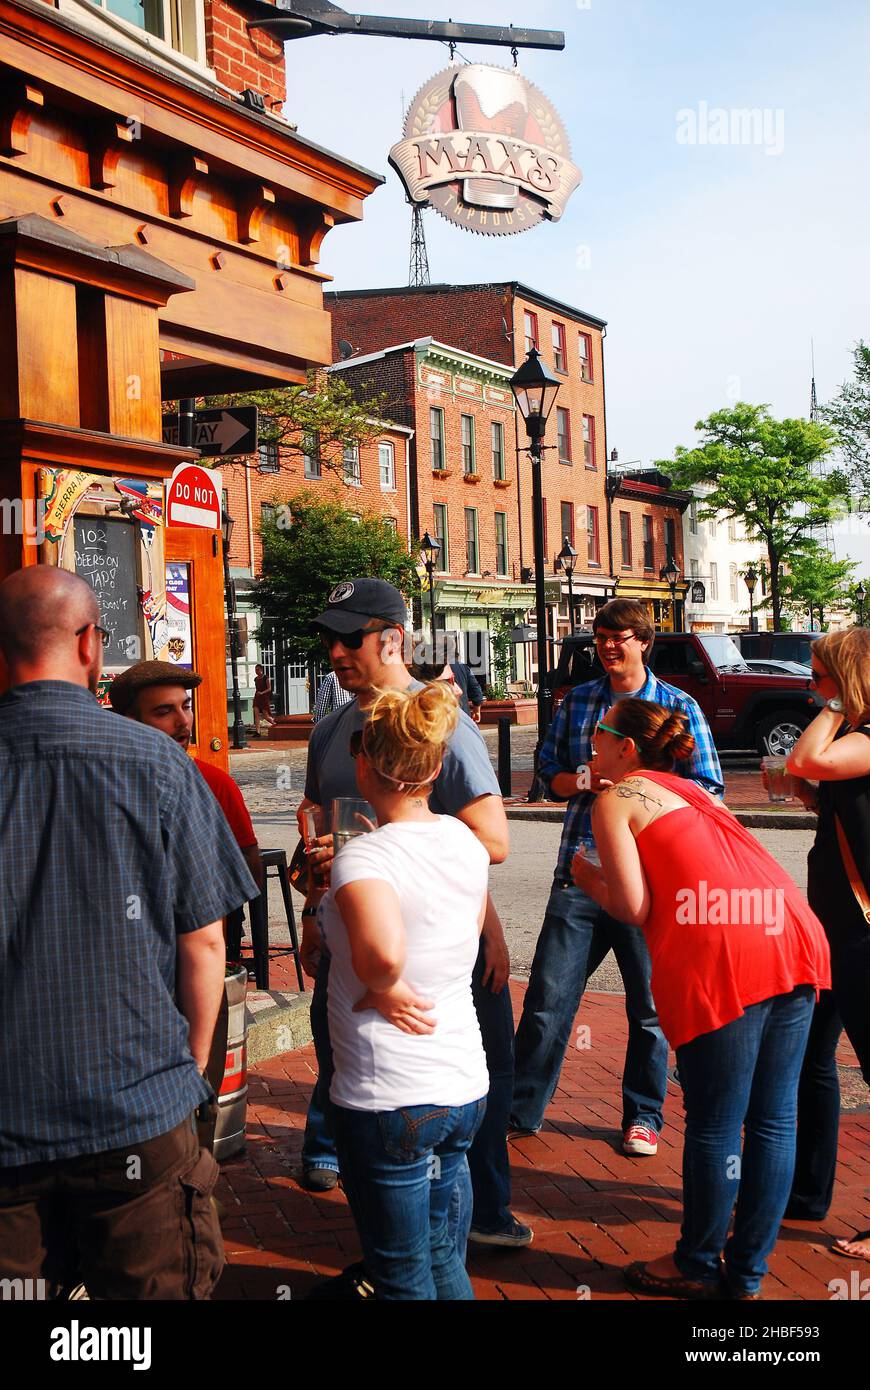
[
  {"left": 557, "top": 535, "right": 578, "bottom": 633},
  {"left": 856, "top": 581, "right": 866, "bottom": 626},
  {"left": 419, "top": 530, "right": 441, "bottom": 640},
  {"left": 510, "top": 347, "right": 561, "bottom": 795},
  {"left": 222, "top": 509, "right": 247, "bottom": 750},
  {"left": 744, "top": 564, "right": 759, "bottom": 633},
  {"left": 660, "top": 555, "right": 680, "bottom": 631}
]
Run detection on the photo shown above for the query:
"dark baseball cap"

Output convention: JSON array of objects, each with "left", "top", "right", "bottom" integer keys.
[
  {"left": 313, "top": 578, "right": 408, "bottom": 634},
  {"left": 109, "top": 660, "right": 202, "bottom": 714}
]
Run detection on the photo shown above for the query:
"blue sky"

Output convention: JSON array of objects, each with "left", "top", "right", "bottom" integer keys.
[{"left": 282, "top": 0, "right": 870, "bottom": 467}]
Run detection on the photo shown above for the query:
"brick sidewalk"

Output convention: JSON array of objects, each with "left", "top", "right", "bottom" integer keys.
[
  {"left": 508, "top": 768, "right": 804, "bottom": 812},
  {"left": 215, "top": 983, "right": 869, "bottom": 1302}
]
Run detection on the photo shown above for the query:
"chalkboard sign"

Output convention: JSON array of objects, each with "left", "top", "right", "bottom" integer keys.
[{"left": 74, "top": 516, "right": 140, "bottom": 668}]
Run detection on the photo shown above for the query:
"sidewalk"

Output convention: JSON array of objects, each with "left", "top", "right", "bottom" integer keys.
[
  {"left": 507, "top": 768, "right": 806, "bottom": 814},
  {"left": 214, "top": 982, "right": 869, "bottom": 1302}
]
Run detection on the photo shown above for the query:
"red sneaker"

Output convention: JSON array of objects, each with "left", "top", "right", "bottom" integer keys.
[{"left": 623, "top": 1124, "right": 659, "bottom": 1156}]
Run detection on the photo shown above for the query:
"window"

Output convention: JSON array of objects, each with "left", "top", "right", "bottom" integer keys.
[
  {"left": 552, "top": 321, "right": 567, "bottom": 373},
  {"left": 303, "top": 431, "right": 321, "bottom": 479},
  {"left": 524, "top": 310, "right": 539, "bottom": 352},
  {"left": 690, "top": 558, "right": 699, "bottom": 579},
  {"left": 728, "top": 516, "right": 739, "bottom": 541},
  {"left": 664, "top": 517, "right": 676, "bottom": 561},
  {"left": 464, "top": 508, "right": 479, "bottom": 574},
  {"left": 557, "top": 407, "right": 572, "bottom": 464},
  {"left": 689, "top": 499, "right": 698, "bottom": 535},
  {"left": 709, "top": 516, "right": 717, "bottom": 537},
  {"left": 587, "top": 505, "right": 600, "bottom": 565},
  {"left": 642, "top": 515, "right": 654, "bottom": 569},
  {"left": 461, "top": 414, "right": 476, "bottom": 474},
  {"left": 729, "top": 563, "right": 739, "bottom": 603},
  {"left": 378, "top": 441, "right": 396, "bottom": 491},
  {"left": 342, "top": 440, "right": 361, "bottom": 487},
  {"left": 582, "top": 414, "right": 596, "bottom": 468},
  {"left": 491, "top": 421, "right": 505, "bottom": 480},
  {"left": 430, "top": 407, "right": 445, "bottom": 470},
  {"left": 578, "top": 332, "right": 593, "bottom": 383},
  {"left": 560, "top": 501, "right": 574, "bottom": 546},
  {"left": 620, "top": 511, "right": 632, "bottom": 567},
  {"left": 384, "top": 516, "right": 398, "bottom": 532},
  {"left": 257, "top": 437, "right": 279, "bottom": 474},
  {"left": 260, "top": 502, "right": 277, "bottom": 529},
  {"left": 97, "top": 0, "right": 204, "bottom": 63},
  {"left": 710, "top": 561, "right": 719, "bottom": 601},
  {"left": 495, "top": 512, "right": 509, "bottom": 576},
  {"left": 433, "top": 502, "right": 449, "bottom": 572}
]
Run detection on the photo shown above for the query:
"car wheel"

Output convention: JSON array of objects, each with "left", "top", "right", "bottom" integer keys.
[{"left": 754, "top": 711, "right": 811, "bottom": 757}]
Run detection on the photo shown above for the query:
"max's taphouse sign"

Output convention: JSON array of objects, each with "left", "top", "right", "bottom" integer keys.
[{"left": 390, "top": 64, "right": 581, "bottom": 236}]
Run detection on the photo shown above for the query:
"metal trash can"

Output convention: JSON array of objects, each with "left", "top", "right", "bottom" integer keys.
[{"left": 213, "top": 962, "right": 249, "bottom": 1161}]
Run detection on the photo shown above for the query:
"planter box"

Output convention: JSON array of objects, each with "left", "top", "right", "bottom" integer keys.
[
  {"left": 267, "top": 714, "right": 314, "bottom": 744},
  {"left": 480, "top": 698, "right": 537, "bottom": 726}
]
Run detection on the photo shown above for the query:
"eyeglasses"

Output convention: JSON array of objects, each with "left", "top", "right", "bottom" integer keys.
[
  {"left": 320, "top": 623, "right": 389, "bottom": 651},
  {"left": 594, "top": 631, "right": 638, "bottom": 650},
  {"left": 595, "top": 719, "right": 624, "bottom": 737},
  {"left": 75, "top": 622, "right": 111, "bottom": 650}
]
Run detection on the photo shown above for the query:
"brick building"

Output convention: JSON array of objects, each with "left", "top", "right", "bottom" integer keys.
[{"left": 605, "top": 466, "right": 691, "bottom": 630}]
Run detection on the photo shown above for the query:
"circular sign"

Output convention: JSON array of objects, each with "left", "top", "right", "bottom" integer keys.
[{"left": 166, "top": 464, "right": 221, "bottom": 530}]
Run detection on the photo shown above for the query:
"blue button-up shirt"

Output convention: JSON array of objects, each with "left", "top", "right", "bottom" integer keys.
[
  {"left": 540, "top": 669, "right": 724, "bottom": 880},
  {"left": 0, "top": 681, "right": 257, "bottom": 1165}
]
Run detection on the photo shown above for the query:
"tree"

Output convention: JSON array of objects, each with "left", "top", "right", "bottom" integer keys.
[
  {"left": 659, "top": 402, "right": 847, "bottom": 628},
  {"left": 823, "top": 341, "right": 870, "bottom": 496},
  {"left": 488, "top": 616, "right": 513, "bottom": 699},
  {"left": 775, "top": 546, "right": 856, "bottom": 629},
  {"left": 253, "top": 492, "right": 419, "bottom": 665}
]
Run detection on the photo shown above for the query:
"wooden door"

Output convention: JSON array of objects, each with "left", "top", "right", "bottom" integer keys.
[{"left": 164, "top": 526, "right": 229, "bottom": 772}]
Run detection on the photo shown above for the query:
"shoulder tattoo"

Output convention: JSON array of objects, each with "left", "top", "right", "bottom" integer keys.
[{"left": 600, "top": 777, "right": 664, "bottom": 811}]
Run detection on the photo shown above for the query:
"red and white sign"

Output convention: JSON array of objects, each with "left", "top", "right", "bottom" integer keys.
[{"left": 166, "top": 464, "right": 222, "bottom": 530}]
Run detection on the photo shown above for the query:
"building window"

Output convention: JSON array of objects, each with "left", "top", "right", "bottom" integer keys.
[
  {"left": 709, "top": 516, "right": 717, "bottom": 537},
  {"left": 260, "top": 502, "right": 276, "bottom": 529},
  {"left": 642, "top": 515, "right": 654, "bottom": 569},
  {"left": 378, "top": 441, "right": 396, "bottom": 491},
  {"left": 97, "top": 0, "right": 204, "bottom": 64},
  {"left": 690, "top": 558, "right": 699, "bottom": 579},
  {"left": 491, "top": 421, "right": 505, "bottom": 480},
  {"left": 728, "top": 516, "right": 739, "bottom": 541},
  {"left": 303, "top": 430, "right": 321, "bottom": 479},
  {"left": 587, "top": 505, "right": 600, "bottom": 566},
  {"left": 582, "top": 414, "right": 596, "bottom": 468},
  {"left": 524, "top": 310, "right": 539, "bottom": 352},
  {"left": 384, "top": 516, "right": 398, "bottom": 532},
  {"left": 343, "top": 440, "right": 361, "bottom": 487},
  {"left": 578, "top": 332, "right": 593, "bottom": 383},
  {"left": 560, "top": 501, "right": 574, "bottom": 546},
  {"left": 430, "top": 407, "right": 445, "bottom": 470},
  {"left": 729, "top": 562, "right": 739, "bottom": 603},
  {"left": 464, "top": 507, "right": 479, "bottom": 574},
  {"left": 552, "top": 321, "right": 567, "bottom": 373},
  {"left": 689, "top": 499, "right": 698, "bottom": 535},
  {"left": 620, "top": 511, "right": 632, "bottom": 568},
  {"left": 557, "top": 407, "right": 572, "bottom": 464},
  {"left": 257, "top": 436, "right": 279, "bottom": 474},
  {"left": 710, "top": 561, "right": 719, "bottom": 600},
  {"left": 433, "top": 502, "right": 449, "bottom": 572},
  {"left": 495, "top": 512, "right": 509, "bottom": 576},
  {"left": 665, "top": 517, "right": 676, "bottom": 562},
  {"left": 461, "top": 414, "right": 476, "bottom": 474}
]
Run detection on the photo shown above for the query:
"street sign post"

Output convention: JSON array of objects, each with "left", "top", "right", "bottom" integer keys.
[{"left": 162, "top": 407, "right": 258, "bottom": 457}]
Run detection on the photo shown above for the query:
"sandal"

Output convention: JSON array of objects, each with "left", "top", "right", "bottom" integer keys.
[
  {"left": 624, "top": 1260, "right": 722, "bottom": 1300},
  {"left": 830, "top": 1230, "right": 870, "bottom": 1263}
]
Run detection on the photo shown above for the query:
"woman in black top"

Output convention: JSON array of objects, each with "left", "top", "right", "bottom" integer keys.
[{"left": 786, "top": 627, "right": 870, "bottom": 1260}]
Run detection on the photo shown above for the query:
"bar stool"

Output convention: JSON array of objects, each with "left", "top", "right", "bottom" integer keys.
[{"left": 228, "top": 849, "right": 305, "bottom": 993}]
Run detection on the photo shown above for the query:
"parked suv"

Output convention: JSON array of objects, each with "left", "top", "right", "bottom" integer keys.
[
  {"left": 731, "top": 631, "right": 820, "bottom": 665},
  {"left": 550, "top": 631, "right": 825, "bottom": 756}
]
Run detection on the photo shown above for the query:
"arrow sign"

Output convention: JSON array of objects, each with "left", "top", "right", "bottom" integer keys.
[{"left": 162, "top": 406, "right": 258, "bottom": 457}]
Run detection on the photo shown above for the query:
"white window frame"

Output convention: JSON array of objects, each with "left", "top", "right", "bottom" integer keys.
[
  {"left": 433, "top": 503, "right": 449, "bottom": 572},
  {"left": 303, "top": 431, "right": 321, "bottom": 479},
  {"left": 63, "top": 0, "right": 209, "bottom": 76},
  {"left": 342, "top": 440, "right": 361, "bottom": 488},
  {"left": 495, "top": 511, "right": 509, "bottom": 576},
  {"left": 464, "top": 507, "right": 479, "bottom": 575},
  {"left": 378, "top": 441, "right": 396, "bottom": 492},
  {"left": 710, "top": 561, "right": 719, "bottom": 600},
  {"left": 491, "top": 421, "right": 505, "bottom": 480},
  {"left": 430, "top": 407, "right": 445, "bottom": 471},
  {"left": 461, "top": 414, "right": 476, "bottom": 475}
]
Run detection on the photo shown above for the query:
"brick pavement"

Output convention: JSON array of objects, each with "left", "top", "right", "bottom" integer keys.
[{"left": 215, "top": 982, "right": 868, "bottom": 1302}]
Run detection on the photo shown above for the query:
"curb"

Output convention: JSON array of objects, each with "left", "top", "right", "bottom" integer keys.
[
  {"left": 245, "top": 989, "right": 312, "bottom": 1065},
  {"left": 506, "top": 806, "right": 816, "bottom": 831}
]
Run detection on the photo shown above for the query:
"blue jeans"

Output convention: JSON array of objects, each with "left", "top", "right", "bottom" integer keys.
[
  {"left": 787, "top": 991, "right": 842, "bottom": 1219},
  {"left": 332, "top": 1098, "right": 487, "bottom": 1300},
  {"left": 675, "top": 986, "right": 815, "bottom": 1295},
  {"left": 303, "top": 941, "right": 514, "bottom": 1234},
  {"left": 512, "top": 880, "right": 668, "bottom": 1134}
]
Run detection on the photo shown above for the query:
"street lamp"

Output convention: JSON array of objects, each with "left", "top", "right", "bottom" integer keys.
[
  {"left": 419, "top": 530, "right": 441, "bottom": 640},
  {"left": 660, "top": 555, "right": 680, "bottom": 631},
  {"left": 510, "top": 349, "right": 561, "bottom": 766},
  {"left": 557, "top": 535, "right": 578, "bottom": 633},
  {"left": 856, "top": 581, "right": 866, "bottom": 626},
  {"left": 744, "top": 564, "right": 759, "bottom": 633},
  {"left": 222, "top": 509, "right": 247, "bottom": 750}
]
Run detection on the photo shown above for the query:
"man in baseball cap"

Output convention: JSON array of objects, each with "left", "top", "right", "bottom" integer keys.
[{"left": 312, "top": 578, "right": 409, "bottom": 635}]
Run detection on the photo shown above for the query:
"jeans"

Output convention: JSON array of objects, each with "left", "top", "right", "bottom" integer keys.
[
  {"left": 302, "top": 940, "right": 515, "bottom": 1233},
  {"left": 332, "top": 1098, "right": 487, "bottom": 1300},
  {"left": 675, "top": 986, "right": 815, "bottom": 1295},
  {"left": 786, "top": 991, "right": 842, "bottom": 1220},
  {"left": 512, "top": 880, "right": 668, "bottom": 1134}
]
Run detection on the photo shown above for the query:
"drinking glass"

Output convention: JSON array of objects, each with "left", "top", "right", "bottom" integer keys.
[
  {"left": 761, "top": 756, "right": 793, "bottom": 803},
  {"left": 332, "top": 797, "right": 377, "bottom": 855}
]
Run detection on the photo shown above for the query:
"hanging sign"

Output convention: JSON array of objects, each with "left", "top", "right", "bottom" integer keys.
[{"left": 390, "top": 63, "right": 582, "bottom": 237}]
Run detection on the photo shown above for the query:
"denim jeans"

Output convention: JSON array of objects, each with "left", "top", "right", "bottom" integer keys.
[
  {"left": 675, "top": 986, "right": 815, "bottom": 1295},
  {"left": 512, "top": 880, "right": 668, "bottom": 1134},
  {"left": 332, "top": 1098, "right": 487, "bottom": 1300},
  {"left": 302, "top": 940, "right": 514, "bottom": 1235},
  {"left": 787, "top": 991, "right": 842, "bottom": 1220}
]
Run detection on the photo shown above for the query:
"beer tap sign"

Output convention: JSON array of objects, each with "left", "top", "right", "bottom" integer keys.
[{"left": 390, "top": 64, "right": 581, "bottom": 236}]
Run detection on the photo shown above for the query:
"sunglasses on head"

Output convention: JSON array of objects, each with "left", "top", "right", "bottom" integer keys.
[{"left": 320, "top": 622, "right": 389, "bottom": 651}]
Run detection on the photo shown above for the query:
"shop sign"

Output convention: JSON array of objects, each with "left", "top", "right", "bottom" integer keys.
[
  {"left": 691, "top": 581, "right": 706, "bottom": 604},
  {"left": 390, "top": 64, "right": 581, "bottom": 236}
]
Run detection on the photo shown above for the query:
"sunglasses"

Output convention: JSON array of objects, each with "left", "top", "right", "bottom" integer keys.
[
  {"left": 595, "top": 720, "right": 624, "bottom": 737},
  {"left": 320, "top": 623, "right": 389, "bottom": 651},
  {"left": 75, "top": 621, "right": 111, "bottom": 650}
]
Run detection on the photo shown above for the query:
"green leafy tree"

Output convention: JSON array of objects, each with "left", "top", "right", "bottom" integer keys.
[
  {"left": 659, "top": 403, "right": 846, "bottom": 628},
  {"left": 775, "top": 546, "right": 856, "bottom": 629},
  {"left": 488, "top": 616, "right": 514, "bottom": 699},
  {"left": 823, "top": 341, "right": 870, "bottom": 495},
  {"left": 253, "top": 492, "right": 419, "bottom": 665}
]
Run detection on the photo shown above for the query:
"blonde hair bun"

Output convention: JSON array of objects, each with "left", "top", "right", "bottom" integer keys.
[{"left": 364, "top": 681, "right": 459, "bottom": 791}]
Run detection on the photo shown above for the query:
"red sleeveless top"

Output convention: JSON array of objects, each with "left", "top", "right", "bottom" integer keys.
[{"left": 630, "top": 771, "right": 831, "bottom": 1049}]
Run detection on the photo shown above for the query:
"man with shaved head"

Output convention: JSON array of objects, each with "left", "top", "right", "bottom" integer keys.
[{"left": 0, "top": 565, "right": 256, "bottom": 1299}]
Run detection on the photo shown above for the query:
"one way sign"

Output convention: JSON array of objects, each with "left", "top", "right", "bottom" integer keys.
[{"left": 162, "top": 406, "right": 258, "bottom": 457}]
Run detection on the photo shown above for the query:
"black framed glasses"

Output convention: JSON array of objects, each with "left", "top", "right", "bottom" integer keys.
[
  {"left": 75, "top": 622, "right": 111, "bottom": 650},
  {"left": 593, "top": 631, "right": 638, "bottom": 650},
  {"left": 319, "top": 623, "right": 389, "bottom": 651}
]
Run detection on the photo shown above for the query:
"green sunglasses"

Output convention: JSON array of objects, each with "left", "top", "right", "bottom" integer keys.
[{"left": 595, "top": 720, "right": 624, "bottom": 737}]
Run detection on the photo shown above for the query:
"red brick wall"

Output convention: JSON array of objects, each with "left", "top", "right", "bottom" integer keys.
[
  {"left": 611, "top": 489, "right": 686, "bottom": 580},
  {"left": 205, "top": 0, "right": 286, "bottom": 111},
  {"left": 329, "top": 286, "right": 517, "bottom": 367}
]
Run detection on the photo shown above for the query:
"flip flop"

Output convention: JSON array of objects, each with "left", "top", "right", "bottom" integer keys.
[
  {"left": 830, "top": 1230, "right": 870, "bottom": 1263},
  {"left": 624, "top": 1260, "right": 722, "bottom": 1300}
]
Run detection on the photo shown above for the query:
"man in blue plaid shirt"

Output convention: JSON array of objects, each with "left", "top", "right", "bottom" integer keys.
[{"left": 511, "top": 599, "right": 723, "bottom": 1156}]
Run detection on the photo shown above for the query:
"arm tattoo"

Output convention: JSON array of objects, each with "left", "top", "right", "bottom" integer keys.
[{"left": 601, "top": 778, "right": 664, "bottom": 811}]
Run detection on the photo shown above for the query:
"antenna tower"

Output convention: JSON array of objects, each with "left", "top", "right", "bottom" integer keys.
[{"left": 408, "top": 202, "right": 431, "bottom": 288}]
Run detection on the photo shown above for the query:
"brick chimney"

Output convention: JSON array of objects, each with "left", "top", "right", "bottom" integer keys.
[{"left": 205, "top": 0, "right": 287, "bottom": 114}]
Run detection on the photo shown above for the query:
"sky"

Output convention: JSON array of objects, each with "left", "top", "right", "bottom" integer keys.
[{"left": 281, "top": 0, "right": 870, "bottom": 471}]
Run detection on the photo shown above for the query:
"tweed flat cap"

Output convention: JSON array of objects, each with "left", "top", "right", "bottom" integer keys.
[{"left": 109, "top": 660, "right": 202, "bottom": 714}]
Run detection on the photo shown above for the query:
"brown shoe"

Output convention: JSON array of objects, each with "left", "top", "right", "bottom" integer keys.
[{"left": 624, "top": 1261, "right": 723, "bottom": 1300}]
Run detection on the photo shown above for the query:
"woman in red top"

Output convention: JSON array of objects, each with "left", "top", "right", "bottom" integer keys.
[{"left": 572, "top": 698, "right": 830, "bottom": 1301}]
